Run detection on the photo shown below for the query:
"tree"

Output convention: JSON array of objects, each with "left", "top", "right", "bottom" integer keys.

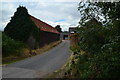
[
  {"left": 78, "top": 18, "right": 105, "bottom": 54},
  {"left": 78, "top": 2, "right": 120, "bottom": 26},
  {"left": 55, "top": 25, "right": 62, "bottom": 32},
  {"left": 96, "top": 2, "right": 120, "bottom": 21},
  {"left": 4, "top": 6, "right": 40, "bottom": 42},
  {"left": 64, "top": 2, "right": 120, "bottom": 78}
]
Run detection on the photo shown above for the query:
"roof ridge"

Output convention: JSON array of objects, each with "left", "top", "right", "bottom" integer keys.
[
  {"left": 29, "top": 15, "right": 58, "bottom": 30},
  {"left": 29, "top": 15, "right": 59, "bottom": 34}
]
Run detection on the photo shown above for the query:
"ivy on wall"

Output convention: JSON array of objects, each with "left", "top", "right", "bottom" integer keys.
[{"left": 4, "top": 6, "right": 40, "bottom": 43}]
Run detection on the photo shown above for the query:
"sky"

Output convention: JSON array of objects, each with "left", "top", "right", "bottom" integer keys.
[{"left": 0, "top": 1, "right": 81, "bottom": 31}]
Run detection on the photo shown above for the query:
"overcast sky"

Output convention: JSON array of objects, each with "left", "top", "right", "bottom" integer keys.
[{"left": 0, "top": 1, "right": 81, "bottom": 31}]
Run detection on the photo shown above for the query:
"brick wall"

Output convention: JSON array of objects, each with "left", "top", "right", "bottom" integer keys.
[
  {"left": 27, "top": 31, "right": 60, "bottom": 49},
  {"left": 39, "top": 31, "right": 60, "bottom": 47}
]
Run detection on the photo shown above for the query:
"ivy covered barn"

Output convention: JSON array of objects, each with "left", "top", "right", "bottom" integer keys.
[
  {"left": 29, "top": 15, "right": 60, "bottom": 48},
  {"left": 4, "top": 6, "right": 60, "bottom": 49}
]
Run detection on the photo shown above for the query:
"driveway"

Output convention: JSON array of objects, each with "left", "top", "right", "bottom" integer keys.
[{"left": 2, "top": 40, "right": 71, "bottom": 78}]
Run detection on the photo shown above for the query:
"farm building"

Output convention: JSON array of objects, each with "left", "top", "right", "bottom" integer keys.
[
  {"left": 28, "top": 15, "right": 60, "bottom": 48},
  {"left": 60, "top": 27, "right": 76, "bottom": 40},
  {"left": 69, "top": 27, "right": 79, "bottom": 45},
  {"left": 60, "top": 32, "right": 69, "bottom": 40},
  {"left": 4, "top": 6, "right": 60, "bottom": 49}
]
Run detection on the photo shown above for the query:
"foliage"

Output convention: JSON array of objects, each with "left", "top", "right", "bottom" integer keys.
[
  {"left": 0, "top": 31, "right": 1, "bottom": 56},
  {"left": 77, "top": 18, "right": 106, "bottom": 54},
  {"left": 65, "top": 2, "right": 120, "bottom": 78},
  {"left": 66, "top": 48, "right": 120, "bottom": 78},
  {"left": 78, "top": 2, "right": 102, "bottom": 26},
  {"left": 78, "top": 2, "right": 120, "bottom": 26},
  {"left": 55, "top": 25, "right": 62, "bottom": 32},
  {"left": 2, "top": 33, "right": 26, "bottom": 57},
  {"left": 4, "top": 6, "right": 41, "bottom": 42},
  {"left": 75, "top": 20, "right": 120, "bottom": 78},
  {"left": 96, "top": 2, "right": 120, "bottom": 20}
]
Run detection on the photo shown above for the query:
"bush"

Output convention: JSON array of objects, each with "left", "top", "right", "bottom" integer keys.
[
  {"left": 66, "top": 20, "right": 120, "bottom": 78},
  {"left": 77, "top": 51, "right": 120, "bottom": 78},
  {"left": 77, "top": 19, "right": 106, "bottom": 54},
  {"left": 2, "top": 33, "right": 26, "bottom": 57},
  {"left": 67, "top": 45, "right": 120, "bottom": 78}
]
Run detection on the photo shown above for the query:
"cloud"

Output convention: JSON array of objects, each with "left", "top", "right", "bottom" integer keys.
[
  {"left": 55, "top": 19, "right": 66, "bottom": 22},
  {"left": 1, "top": 0, "right": 118, "bottom": 2},
  {"left": 1, "top": 2, "right": 80, "bottom": 31},
  {"left": 1, "top": 0, "right": 80, "bottom": 2},
  {"left": 0, "top": 2, "right": 18, "bottom": 30}
]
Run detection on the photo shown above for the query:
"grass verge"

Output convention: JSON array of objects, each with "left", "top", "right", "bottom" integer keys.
[
  {"left": 46, "top": 50, "right": 74, "bottom": 78},
  {"left": 2, "top": 40, "right": 62, "bottom": 65},
  {"left": 47, "top": 45, "right": 85, "bottom": 78}
]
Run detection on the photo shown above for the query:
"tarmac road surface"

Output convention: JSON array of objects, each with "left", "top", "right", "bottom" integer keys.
[{"left": 2, "top": 40, "right": 71, "bottom": 78}]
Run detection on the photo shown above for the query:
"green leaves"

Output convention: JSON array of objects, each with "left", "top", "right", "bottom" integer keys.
[
  {"left": 97, "top": 2, "right": 120, "bottom": 20},
  {"left": 55, "top": 25, "right": 62, "bottom": 32},
  {"left": 4, "top": 6, "right": 41, "bottom": 43},
  {"left": 78, "top": 2, "right": 120, "bottom": 26},
  {"left": 66, "top": 2, "right": 120, "bottom": 78},
  {"left": 77, "top": 18, "right": 105, "bottom": 54},
  {"left": 2, "top": 33, "right": 26, "bottom": 57}
]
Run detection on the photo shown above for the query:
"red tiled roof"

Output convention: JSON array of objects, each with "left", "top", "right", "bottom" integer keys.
[{"left": 30, "top": 15, "right": 59, "bottom": 34}]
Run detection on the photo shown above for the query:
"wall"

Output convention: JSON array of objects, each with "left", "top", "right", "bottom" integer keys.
[
  {"left": 26, "top": 35, "right": 36, "bottom": 49},
  {"left": 27, "top": 31, "right": 60, "bottom": 49},
  {"left": 39, "top": 31, "right": 60, "bottom": 47},
  {"left": 60, "top": 32, "right": 69, "bottom": 40},
  {"left": 69, "top": 33, "right": 80, "bottom": 46}
]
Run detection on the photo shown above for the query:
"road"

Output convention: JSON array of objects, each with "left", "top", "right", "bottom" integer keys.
[{"left": 2, "top": 40, "right": 71, "bottom": 78}]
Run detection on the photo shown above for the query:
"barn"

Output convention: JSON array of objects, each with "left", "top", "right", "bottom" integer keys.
[
  {"left": 4, "top": 6, "right": 60, "bottom": 49},
  {"left": 27, "top": 15, "right": 60, "bottom": 49}
]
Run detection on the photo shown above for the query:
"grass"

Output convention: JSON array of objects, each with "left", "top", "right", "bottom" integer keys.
[
  {"left": 2, "top": 40, "right": 62, "bottom": 65},
  {"left": 49, "top": 45, "right": 120, "bottom": 78},
  {"left": 46, "top": 60, "right": 69, "bottom": 78},
  {"left": 47, "top": 47, "right": 86, "bottom": 78},
  {"left": 35, "top": 40, "right": 62, "bottom": 55}
]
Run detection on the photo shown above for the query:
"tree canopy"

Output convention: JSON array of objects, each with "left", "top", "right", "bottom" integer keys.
[
  {"left": 4, "top": 6, "right": 41, "bottom": 42},
  {"left": 64, "top": 2, "right": 120, "bottom": 78},
  {"left": 78, "top": 2, "right": 120, "bottom": 26},
  {"left": 55, "top": 25, "right": 62, "bottom": 32}
]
